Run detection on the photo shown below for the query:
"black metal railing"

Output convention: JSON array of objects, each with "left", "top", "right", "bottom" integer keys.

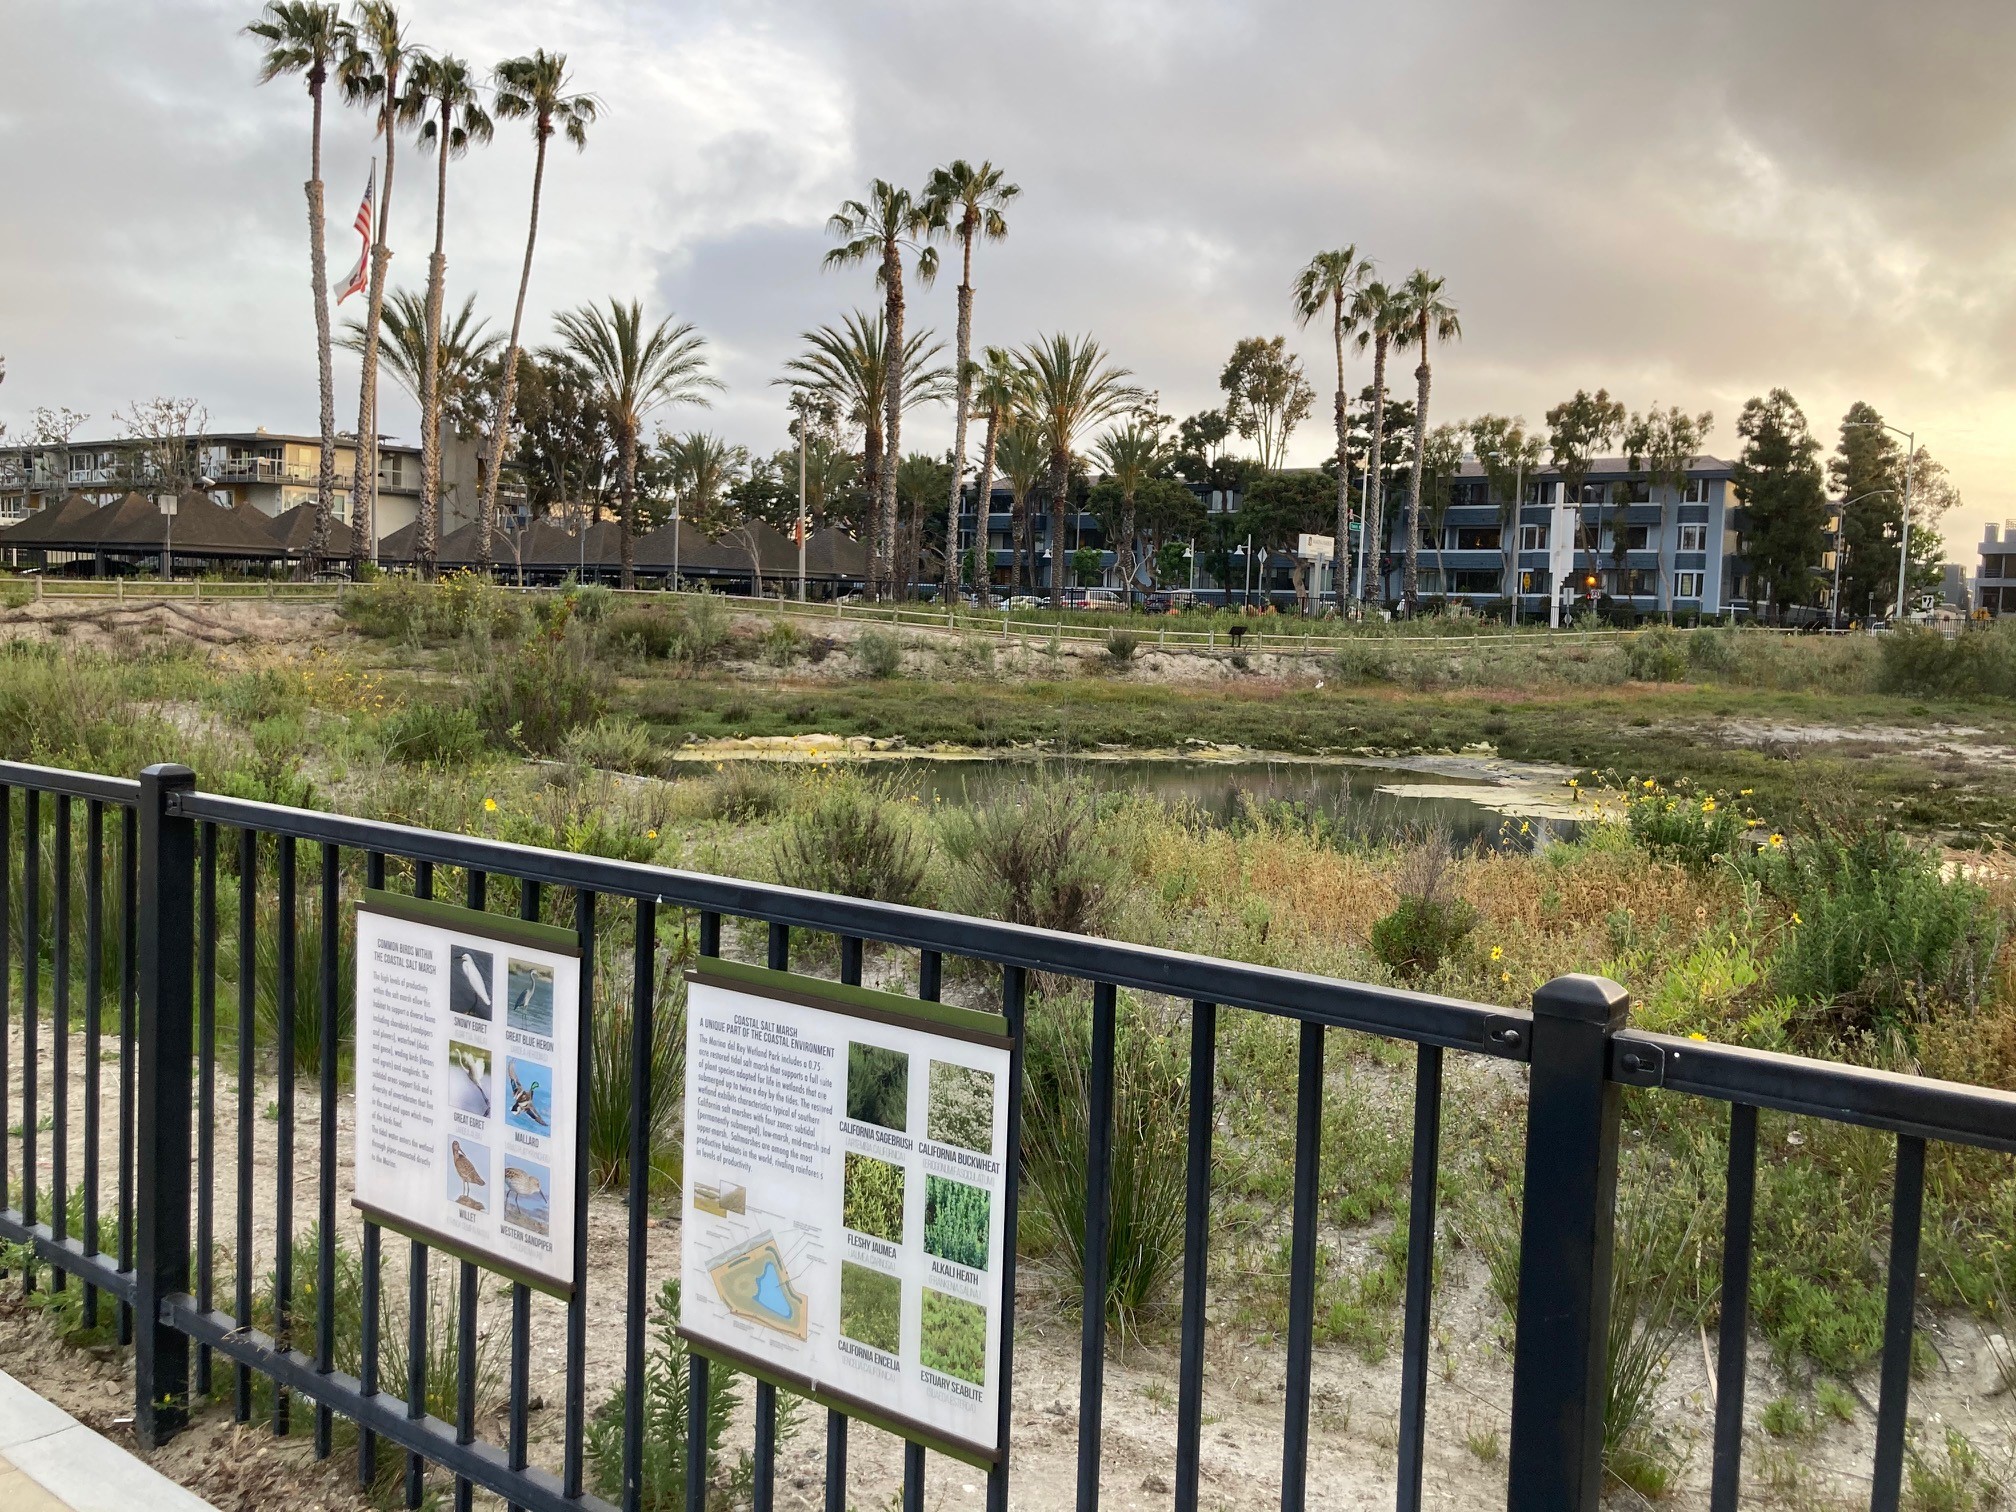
[{"left": 2, "top": 756, "right": 2013, "bottom": 1510}]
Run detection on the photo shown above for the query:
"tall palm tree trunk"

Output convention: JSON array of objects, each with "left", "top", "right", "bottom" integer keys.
[
  {"left": 972, "top": 409, "right": 998, "bottom": 608},
  {"left": 878, "top": 241, "right": 905, "bottom": 601},
  {"left": 1119, "top": 489, "right": 1138, "bottom": 607},
  {"left": 1330, "top": 293, "right": 1350, "bottom": 615},
  {"left": 1046, "top": 452, "right": 1069, "bottom": 608},
  {"left": 619, "top": 420, "right": 637, "bottom": 589},
  {"left": 862, "top": 421, "right": 884, "bottom": 583},
  {"left": 1362, "top": 336, "right": 1388, "bottom": 606},
  {"left": 307, "top": 72, "right": 336, "bottom": 578},
  {"left": 354, "top": 113, "right": 398, "bottom": 565},
  {"left": 482, "top": 126, "right": 550, "bottom": 574},
  {"left": 419, "top": 97, "right": 451, "bottom": 580},
  {"left": 1403, "top": 330, "right": 1430, "bottom": 614},
  {"left": 943, "top": 237, "right": 975, "bottom": 608},
  {"left": 1011, "top": 486, "right": 1028, "bottom": 592}
]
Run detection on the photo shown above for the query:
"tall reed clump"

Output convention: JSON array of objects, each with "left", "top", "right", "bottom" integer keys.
[
  {"left": 252, "top": 879, "right": 355, "bottom": 1081},
  {"left": 940, "top": 777, "right": 1121, "bottom": 936},
  {"left": 771, "top": 772, "right": 930, "bottom": 905},
  {"left": 469, "top": 617, "right": 607, "bottom": 755},
  {"left": 587, "top": 936, "right": 687, "bottom": 1192},
  {"left": 0, "top": 643, "right": 178, "bottom": 772},
  {"left": 1368, "top": 827, "right": 1477, "bottom": 979},
  {"left": 1020, "top": 995, "right": 1190, "bottom": 1328}
]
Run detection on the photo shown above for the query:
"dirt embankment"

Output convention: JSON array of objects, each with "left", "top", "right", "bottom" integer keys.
[{"left": 0, "top": 596, "right": 344, "bottom": 655}]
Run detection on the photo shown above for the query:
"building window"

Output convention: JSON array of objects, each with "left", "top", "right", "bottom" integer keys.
[
  {"left": 1579, "top": 481, "right": 1609, "bottom": 503},
  {"left": 1449, "top": 568, "right": 1503, "bottom": 595},
  {"left": 1524, "top": 480, "right": 1555, "bottom": 505},
  {"left": 1677, "top": 523, "right": 1707, "bottom": 552},
  {"left": 1519, "top": 523, "right": 1548, "bottom": 551},
  {"left": 1683, "top": 477, "right": 1708, "bottom": 503},
  {"left": 1605, "top": 525, "right": 1649, "bottom": 552},
  {"left": 1676, "top": 570, "right": 1704, "bottom": 599},
  {"left": 1454, "top": 526, "right": 1501, "bottom": 551},
  {"left": 1620, "top": 479, "right": 1651, "bottom": 503}
]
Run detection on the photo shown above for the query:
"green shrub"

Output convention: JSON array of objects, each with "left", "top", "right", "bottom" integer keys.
[
  {"left": 1022, "top": 997, "right": 1188, "bottom": 1324},
  {"left": 562, "top": 715, "right": 657, "bottom": 774},
  {"left": 215, "top": 666, "right": 305, "bottom": 724},
  {"left": 1905, "top": 1426, "right": 1998, "bottom": 1512},
  {"left": 1879, "top": 623, "right": 2016, "bottom": 700},
  {"left": 0, "top": 579, "right": 32, "bottom": 611},
  {"left": 1104, "top": 630, "right": 1139, "bottom": 665},
  {"left": 696, "top": 764, "right": 787, "bottom": 822},
  {"left": 940, "top": 778, "right": 1120, "bottom": 935},
  {"left": 1330, "top": 639, "right": 1398, "bottom": 684},
  {"left": 566, "top": 582, "right": 615, "bottom": 623},
  {"left": 1617, "top": 777, "right": 1748, "bottom": 867},
  {"left": 772, "top": 773, "right": 929, "bottom": 905},
  {"left": 674, "top": 593, "right": 731, "bottom": 668},
  {"left": 760, "top": 619, "right": 807, "bottom": 668},
  {"left": 1368, "top": 830, "right": 1476, "bottom": 979},
  {"left": 601, "top": 606, "right": 678, "bottom": 660},
  {"left": 854, "top": 630, "right": 903, "bottom": 679},
  {"left": 382, "top": 702, "right": 483, "bottom": 767},
  {"left": 1625, "top": 626, "right": 1687, "bottom": 683},
  {"left": 340, "top": 574, "right": 525, "bottom": 644},
  {"left": 1756, "top": 813, "right": 2002, "bottom": 1037},
  {"left": 470, "top": 620, "right": 606, "bottom": 755}
]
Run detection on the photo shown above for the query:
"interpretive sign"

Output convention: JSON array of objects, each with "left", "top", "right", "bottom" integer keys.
[
  {"left": 679, "top": 958, "right": 1014, "bottom": 1461},
  {"left": 352, "top": 889, "right": 581, "bottom": 1294}
]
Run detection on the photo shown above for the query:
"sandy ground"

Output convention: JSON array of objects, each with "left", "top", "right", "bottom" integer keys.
[{"left": 8, "top": 1000, "right": 2016, "bottom": 1512}]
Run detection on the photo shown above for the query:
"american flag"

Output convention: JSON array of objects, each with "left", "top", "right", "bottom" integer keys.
[{"left": 332, "top": 160, "right": 375, "bottom": 304}]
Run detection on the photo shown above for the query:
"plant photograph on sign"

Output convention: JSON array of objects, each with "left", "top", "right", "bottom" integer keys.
[
  {"left": 839, "top": 1261, "right": 901, "bottom": 1355},
  {"left": 926, "top": 1061, "right": 995, "bottom": 1154},
  {"left": 451, "top": 946, "right": 496, "bottom": 1021},
  {"left": 507, "top": 959, "right": 555, "bottom": 1039},
  {"left": 923, "top": 1175, "right": 990, "bottom": 1271},
  {"left": 449, "top": 1137, "right": 491, "bottom": 1212},
  {"left": 502, "top": 1158, "right": 552, "bottom": 1235},
  {"left": 448, "top": 1040, "right": 492, "bottom": 1117},
  {"left": 846, "top": 1042, "right": 910, "bottom": 1131},
  {"left": 842, "top": 1151, "right": 906, "bottom": 1244},
  {"left": 506, "top": 1056, "right": 554, "bottom": 1134},
  {"left": 920, "top": 1288, "right": 986, "bottom": 1386}
]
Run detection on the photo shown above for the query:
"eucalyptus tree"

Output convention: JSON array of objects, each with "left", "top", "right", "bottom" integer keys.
[
  {"left": 1417, "top": 423, "right": 1466, "bottom": 600},
  {"left": 1347, "top": 280, "right": 1403, "bottom": 603},
  {"left": 994, "top": 420, "right": 1048, "bottom": 593},
  {"left": 923, "top": 159, "right": 1018, "bottom": 606},
  {"left": 1292, "top": 245, "right": 1374, "bottom": 612},
  {"left": 551, "top": 300, "right": 721, "bottom": 588},
  {"left": 406, "top": 49, "right": 491, "bottom": 576},
  {"left": 1467, "top": 414, "right": 1543, "bottom": 615},
  {"left": 1390, "top": 270, "right": 1462, "bottom": 613},
  {"left": 825, "top": 181, "right": 940, "bottom": 598},
  {"left": 335, "top": 1, "right": 422, "bottom": 561},
  {"left": 778, "top": 311, "right": 951, "bottom": 544},
  {"left": 1625, "top": 404, "right": 1714, "bottom": 618},
  {"left": 1218, "top": 336, "right": 1315, "bottom": 471},
  {"left": 1014, "top": 334, "right": 1140, "bottom": 608},
  {"left": 964, "top": 346, "right": 1019, "bottom": 606},
  {"left": 480, "top": 49, "right": 597, "bottom": 571},
  {"left": 339, "top": 289, "right": 499, "bottom": 408},
  {"left": 1546, "top": 389, "right": 1627, "bottom": 586},
  {"left": 244, "top": 0, "right": 353, "bottom": 573},
  {"left": 1091, "top": 419, "right": 1168, "bottom": 607}
]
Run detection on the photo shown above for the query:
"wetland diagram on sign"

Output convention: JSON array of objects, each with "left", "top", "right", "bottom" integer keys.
[{"left": 709, "top": 1234, "right": 810, "bottom": 1339}]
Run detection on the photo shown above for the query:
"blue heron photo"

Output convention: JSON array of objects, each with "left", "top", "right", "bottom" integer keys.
[{"left": 507, "top": 958, "right": 555, "bottom": 1039}]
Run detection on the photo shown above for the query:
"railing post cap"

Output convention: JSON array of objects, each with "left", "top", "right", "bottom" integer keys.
[
  {"left": 140, "top": 763, "right": 197, "bottom": 788},
  {"left": 1530, "top": 973, "right": 1630, "bottom": 1027}
]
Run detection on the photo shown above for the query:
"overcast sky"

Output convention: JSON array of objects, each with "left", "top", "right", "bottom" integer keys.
[{"left": 4, "top": 0, "right": 2014, "bottom": 554}]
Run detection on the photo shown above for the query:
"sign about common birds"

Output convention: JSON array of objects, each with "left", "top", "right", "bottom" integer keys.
[
  {"left": 679, "top": 958, "right": 1015, "bottom": 1461},
  {"left": 353, "top": 888, "right": 581, "bottom": 1294}
]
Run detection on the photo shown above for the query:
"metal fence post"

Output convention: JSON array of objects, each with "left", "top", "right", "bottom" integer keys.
[
  {"left": 134, "top": 762, "right": 197, "bottom": 1448},
  {"left": 1506, "top": 973, "right": 1628, "bottom": 1512}
]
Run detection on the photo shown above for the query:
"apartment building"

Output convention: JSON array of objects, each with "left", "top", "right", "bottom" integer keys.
[
  {"left": 0, "top": 427, "right": 492, "bottom": 545},
  {"left": 1977, "top": 522, "right": 2016, "bottom": 617}
]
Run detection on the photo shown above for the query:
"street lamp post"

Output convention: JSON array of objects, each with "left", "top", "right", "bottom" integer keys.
[
  {"left": 1829, "top": 488, "right": 1895, "bottom": 630},
  {"left": 1844, "top": 419, "right": 1916, "bottom": 621}
]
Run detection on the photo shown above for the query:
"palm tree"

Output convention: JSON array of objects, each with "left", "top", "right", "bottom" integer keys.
[
  {"left": 965, "top": 347, "right": 1018, "bottom": 607},
  {"left": 1292, "top": 246, "right": 1374, "bottom": 614},
  {"left": 337, "top": 1, "right": 422, "bottom": 564},
  {"left": 1014, "top": 335, "right": 1140, "bottom": 608},
  {"left": 339, "top": 289, "right": 499, "bottom": 407},
  {"left": 824, "top": 181, "right": 940, "bottom": 600},
  {"left": 657, "top": 431, "right": 746, "bottom": 532},
  {"left": 1347, "top": 280, "right": 1403, "bottom": 605},
  {"left": 551, "top": 300, "right": 721, "bottom": 589},
  {"left": 481, "top": 50, "right": 598, "bottom": 573},
  {"left": 244, "top": 1, "right": 353, "bottom": 575},
  {"left": 1390, "top": 270, "right": 1462, "bottom": 615},
  {"left": 922, "top": 160, "right": 1019, "bottom": 608},
  {"left": 1092, "top": 421, "right": 1166, "bottom": 608},
  {"left": 995, "top": 421, "right": 1047, "bottom": 594},
  {"left": 777, "top": 311, "right": 951, "bottom": 543},
  {"left": 406, "top": 50, "right": 491, "bottom": 578}
]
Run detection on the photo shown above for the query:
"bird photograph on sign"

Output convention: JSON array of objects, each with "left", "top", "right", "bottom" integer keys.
[
  {"left": 450, "top": 946, "right": 495, "bottom": 1021},
  {"left": 449, "top": 1138, "right": 490, "bottom": 1212},
  {"left": 506, "top": 1056, "right": 553, "bottom": 1134}
]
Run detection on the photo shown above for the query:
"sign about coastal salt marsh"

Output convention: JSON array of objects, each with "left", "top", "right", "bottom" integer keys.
[
  {"left": 679, "top": 959, "right": 1014, "bottom": 1459},
  {"left": 353, "top": 889, "right": 581, "bottom": 1294}
]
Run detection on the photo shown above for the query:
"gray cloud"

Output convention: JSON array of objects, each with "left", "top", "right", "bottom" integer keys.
[{"left": 3, "top": 0, "right": 2011, "bottom": 549}]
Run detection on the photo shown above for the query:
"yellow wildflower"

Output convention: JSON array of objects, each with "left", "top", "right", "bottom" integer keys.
[
  {"left": 646, "top": 828, "right": 658, "bottom": 840},
  {"left": 1490, "top": 945, "right": 1503, "bottom": 961},
  {"left": 1791, "top": 911, "right": 1803, "bottom": 926},
  {"left": 1739, "top": 788, "right": 1753, "bottom": 797},
  {"left": 1500, "top": 971, "right": 1512, "bottom": 985},
  {"left": 1687, "top": 1031, "right": 1707, "bottom": 1042},
  {"left": 1767, "top": 833, "right": 1784, "bottom": 848},
  {"left": 483, "top": 798, "right": 497, "bottom": 813},
  {"left": 1701, "top": 797, "right": 1717, "bottom": 813},
  {"left": 1643, "top": 778, "right": 1656, "bottom": 790}
]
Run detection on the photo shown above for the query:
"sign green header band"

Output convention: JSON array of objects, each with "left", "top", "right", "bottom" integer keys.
[
  {"left": 359, "top": 886, "right": 580, "bottom": 957},
  {"left": 685, "top": 956, "right": 1011, "bottom": 1047}
]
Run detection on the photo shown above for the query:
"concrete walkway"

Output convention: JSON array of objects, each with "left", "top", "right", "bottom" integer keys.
[{"left": 0, "top": 1370, "right": 215, "bottom": 1512}]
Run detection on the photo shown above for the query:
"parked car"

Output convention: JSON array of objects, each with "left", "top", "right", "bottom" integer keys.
[
  {"left": 1062, "top": 588, "right": 1124, "bottom": 611},
  {"left": 1002, "top": 594, "right": 1046, "bottom": 610}
]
